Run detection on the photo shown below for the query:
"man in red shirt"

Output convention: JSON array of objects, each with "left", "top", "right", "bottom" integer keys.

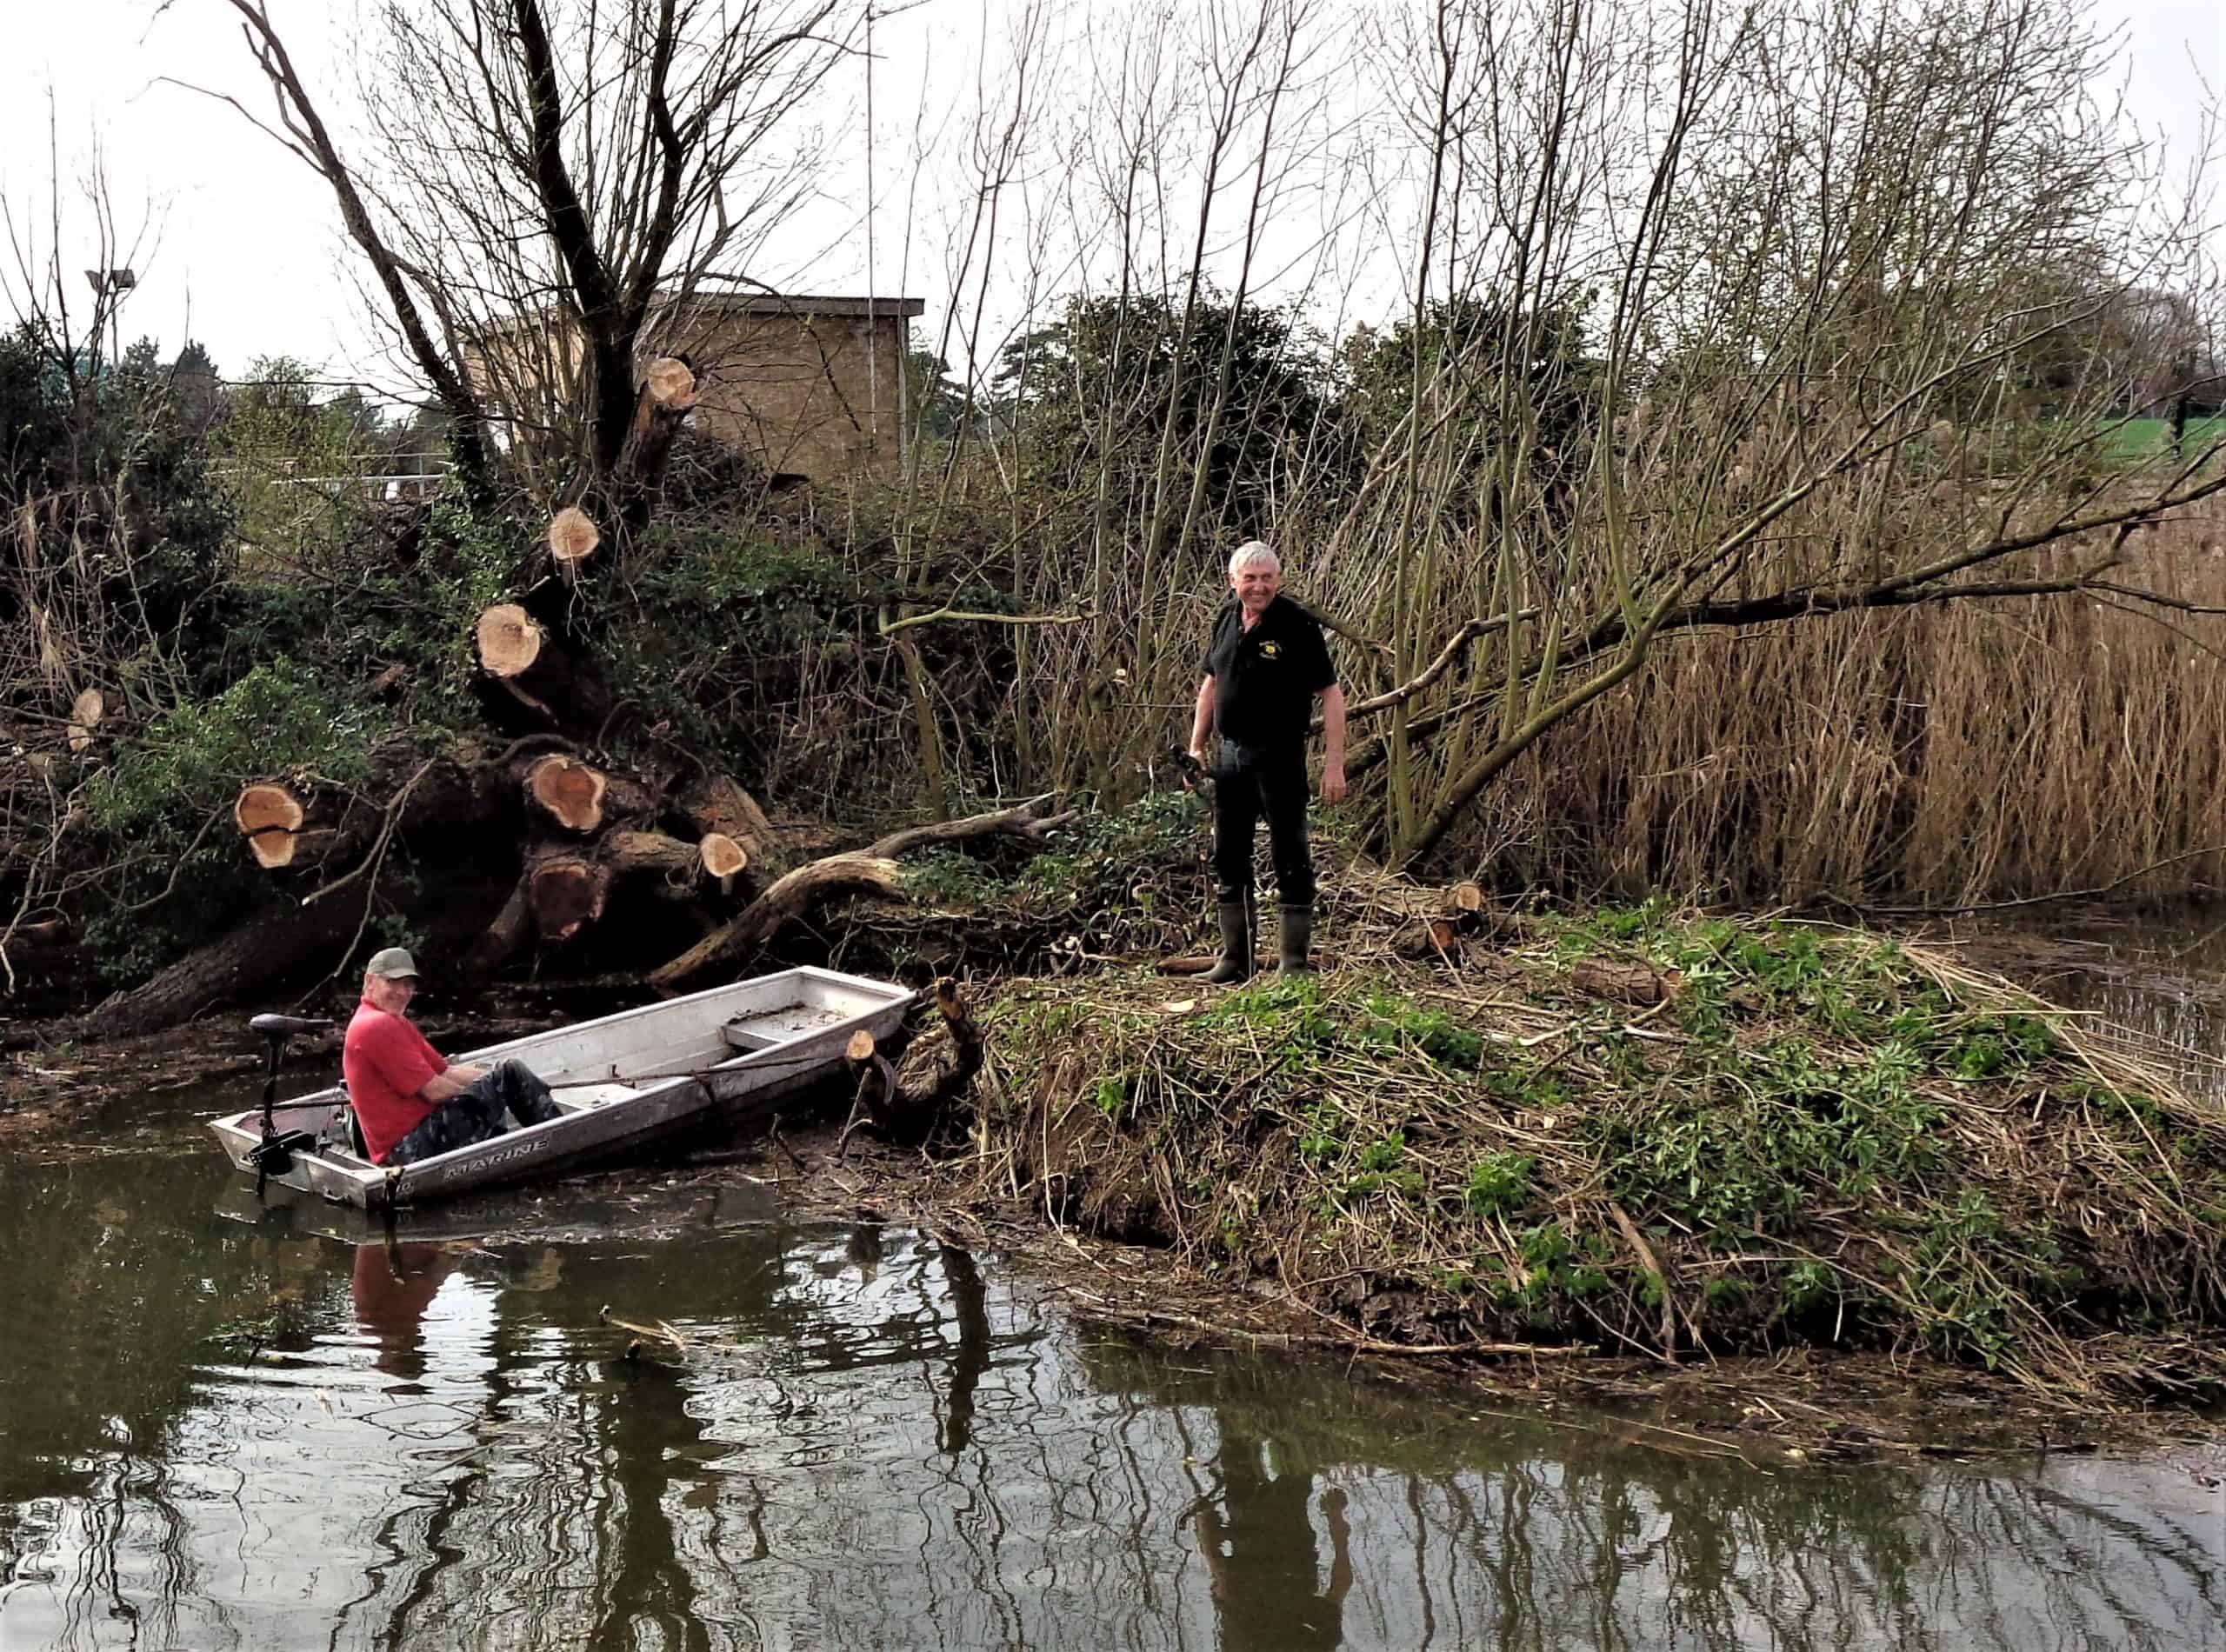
[{"left": 342, "top": 947, "right": 562, "bottom": 1165}]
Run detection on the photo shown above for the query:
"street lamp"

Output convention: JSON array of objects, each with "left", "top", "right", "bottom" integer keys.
[{"left": 83, "top": 267, "right": 136, "bottom": 371}]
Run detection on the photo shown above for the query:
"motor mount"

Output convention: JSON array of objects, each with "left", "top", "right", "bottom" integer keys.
[{"left": 249, "top": 1013, "right": 336, "bottom": 1192}]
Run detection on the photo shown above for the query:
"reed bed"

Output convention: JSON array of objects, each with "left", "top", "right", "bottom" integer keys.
[
  {"left": 983, "top": 908, "right": 2226, "bottom": 1406},
  {"left": 1370, "top": 501, "right": 2226, "bottom": 905}
]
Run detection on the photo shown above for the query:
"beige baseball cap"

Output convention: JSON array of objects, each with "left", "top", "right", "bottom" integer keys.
[{"left": 366, "top": 946, "right": 422, "bottom": 979}]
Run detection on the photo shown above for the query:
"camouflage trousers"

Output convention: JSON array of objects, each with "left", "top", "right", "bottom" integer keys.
[{"left": 386, "top": 1059, "right": 562, "bottom": 1166}]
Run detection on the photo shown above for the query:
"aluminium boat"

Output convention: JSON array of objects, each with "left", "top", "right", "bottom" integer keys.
[{"left": 208, "top": 966, "right": 913, "bottom": 1211}]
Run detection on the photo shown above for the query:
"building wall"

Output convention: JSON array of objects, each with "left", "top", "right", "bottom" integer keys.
[
  {"left": 466, "top": 302, "right": 916, "bottom": 484},
  {"left": 661, "top": 310, "right": 910, "bottom": 481}
]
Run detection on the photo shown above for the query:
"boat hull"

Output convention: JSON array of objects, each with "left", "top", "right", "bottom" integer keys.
[{"left": 208, "top": 967, "right": 912, "bottom": 1209}]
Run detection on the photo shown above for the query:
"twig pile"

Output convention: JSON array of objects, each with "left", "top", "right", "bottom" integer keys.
[{"left": 981, "top": 909, "right": 2226, "bottom": 1407}]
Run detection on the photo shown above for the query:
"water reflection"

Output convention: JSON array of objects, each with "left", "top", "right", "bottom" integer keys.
[
  {"left": 350, "top": 1242, "right": 459, "bottom": 1379},
  {"left": 3, "top": 1070, "right": 2223, "bottom": 1649},
  {"left": 1963, "top": 902, "right": 2226, "bottom": 1105}
]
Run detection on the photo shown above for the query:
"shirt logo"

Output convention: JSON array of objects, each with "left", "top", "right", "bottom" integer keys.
[{"left": 1259, "top": 641, "right": 1282, "bottom": 660}]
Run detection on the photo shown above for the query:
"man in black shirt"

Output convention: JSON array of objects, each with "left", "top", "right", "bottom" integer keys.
[{"left": 1186, "top": 541, "right": 1347, "bottom": 979}]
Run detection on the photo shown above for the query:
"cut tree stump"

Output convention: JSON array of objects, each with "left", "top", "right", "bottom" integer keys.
[
  {"left": 475, "top": 603, "right": 612, "bottom": 730},
  {"left": 839, "top": 979, "right": 986, "bottom": 1155},
  {"left": 524, "top": 754, "right": 610, "bottom": 833},
  {"left": 66, "top": 688, "right": 104, "bottom": 756},
  {"left": 546, "top": 506, "right": 601, "bottom": 576},
  {"left": 235, "top": 783, "right": 307, "bottom": 869}
]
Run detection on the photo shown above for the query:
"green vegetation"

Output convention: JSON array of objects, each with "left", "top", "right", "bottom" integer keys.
[
  {"left": 986, "top": 913, "right": 2226, "bottom": 1401},
  {"left": 2103, "top": 415, "right": 2226, "bottom": 458}
]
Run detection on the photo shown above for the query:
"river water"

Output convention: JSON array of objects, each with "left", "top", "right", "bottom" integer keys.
[{"left": 4, "top": 923, "right": 2225, "bottom": 1650}]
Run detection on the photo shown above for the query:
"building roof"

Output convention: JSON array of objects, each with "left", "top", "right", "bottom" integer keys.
[
  {"left": 683, "top": 292, "right": 925, "bottom": 320},
  {"left": 468, "top": 291, "right": 925, "bottom": 343}
]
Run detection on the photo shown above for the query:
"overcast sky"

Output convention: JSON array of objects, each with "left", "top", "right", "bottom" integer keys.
[{"left": 2, "top": 0, "right": 2219, "bottom": 406}]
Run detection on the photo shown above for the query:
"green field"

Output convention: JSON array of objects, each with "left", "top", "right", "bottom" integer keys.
[{"left": 2103, "top": 414, "right": 2226, "bottom": 456}]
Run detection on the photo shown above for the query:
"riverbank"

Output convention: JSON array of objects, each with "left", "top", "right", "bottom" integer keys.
[
  {"left": 13, "top": 898, "right": 2226, "bottom": 1458},
  {"left": 770, "top": 904, "right": 2226, "bottom": 1455}
]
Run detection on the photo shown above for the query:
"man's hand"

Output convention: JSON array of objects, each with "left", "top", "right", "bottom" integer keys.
[
  {"left": 419, "top": 1060, "right": 486, "bottom": 1103},
  {"left": 1321, "top": 760, "right": 1348, "bottom": 805}
]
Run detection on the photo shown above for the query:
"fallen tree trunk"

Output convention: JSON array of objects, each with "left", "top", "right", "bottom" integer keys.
[
  {"left": 527, "top": 849, "right": 610, "bottom": 943},
  {"left": 648, "top": 794, "right": 1073, "bottom": 989},
  {"left": 84, "top": 894, "right": 363, "bottom": 1040},
  {"left": 647, "top": 854, "right": 903, "bottom": 989}
]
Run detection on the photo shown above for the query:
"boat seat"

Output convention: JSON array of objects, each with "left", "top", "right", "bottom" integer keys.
[
  {"left": 327, "top": 1082, "right": 370, "bottom": 1160},
  {"left": 721, "top": 1018, "right": 781, "bottom": 1053}
]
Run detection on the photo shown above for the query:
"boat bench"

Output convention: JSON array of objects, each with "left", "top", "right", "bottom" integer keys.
[{"left": 720, "top": 1017, "right": 782, "bottom": 1053}]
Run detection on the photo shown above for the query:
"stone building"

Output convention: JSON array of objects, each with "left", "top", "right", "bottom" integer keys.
[
  {"left": 656, "top": 292, "right": 926, "bottom": 480},
  {"left": 471, "top": 291, "right": 927, "bottom": 483}
]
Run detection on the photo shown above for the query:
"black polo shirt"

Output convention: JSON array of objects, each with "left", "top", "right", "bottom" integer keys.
[{"left": 1201, "top": 595, "right": 1336, "bottom": 745}]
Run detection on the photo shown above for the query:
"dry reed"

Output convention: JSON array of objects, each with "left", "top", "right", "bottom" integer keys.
[{"left": 1485, "top": 500, "right": 2226, "bottom": 903}]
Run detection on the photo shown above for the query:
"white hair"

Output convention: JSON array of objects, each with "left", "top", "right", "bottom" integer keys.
[{"left": 1228, "top": 540, "right": 1281, "bottom": 576}]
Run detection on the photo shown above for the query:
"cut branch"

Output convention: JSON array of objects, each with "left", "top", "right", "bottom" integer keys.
[
  {"left": 647, "top": 853, "right": 903, "bottom": 989},
  {"left": 475, "top": 603, "right": 612, "bottom": 730},
  {"left": 65, "top": 688, "right": 104, "bottom": 756},
  {"left": 235, "top": 783, "right": 307, "bottom": 869},
  {"left": 547, "top": 506, "right": 602, "bottom": 573}
]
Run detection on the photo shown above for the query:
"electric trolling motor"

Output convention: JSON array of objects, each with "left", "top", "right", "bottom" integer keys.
[{"left": 247, "top": 1012, "right": 334, "bottom": 1195}]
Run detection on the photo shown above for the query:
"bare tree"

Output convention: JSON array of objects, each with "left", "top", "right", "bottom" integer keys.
[{"left": 177, "top": 0, "right": 863, "bottom": 527}]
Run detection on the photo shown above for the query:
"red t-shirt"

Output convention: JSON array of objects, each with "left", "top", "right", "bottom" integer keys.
[{"left": 343, "top": 996, "right": 449, "bottom": 1163}]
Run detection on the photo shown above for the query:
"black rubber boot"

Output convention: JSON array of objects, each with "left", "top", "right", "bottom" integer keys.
[
  {"left": 1202, "top": 895, "right": 1255, "bottom": 984},
  {"left": 1277, "top": 902, "right": 1316, "bottom": 974}
]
